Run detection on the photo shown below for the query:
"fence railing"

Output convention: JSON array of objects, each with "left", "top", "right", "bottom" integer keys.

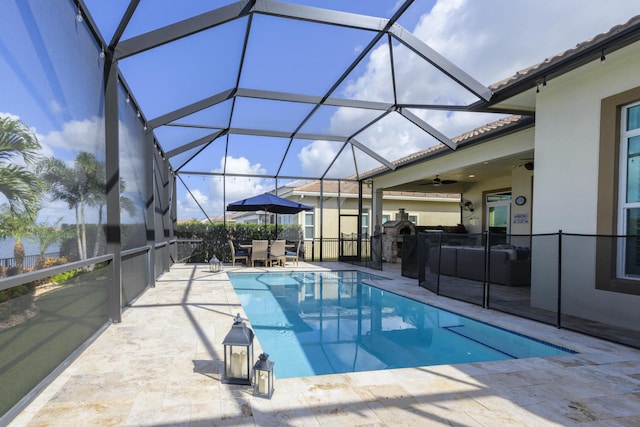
[
  {"left": 0, "top": 252, "right": 61, "bottom": 270},
  {"left": 416, "top": 231, "right": 640, "bottom": 349},
  {"left": 301, "top": 236, "right": 382, "bottom": 270},
  {"left": 173, "top": 236, "right": 381, "bottom": 269}
]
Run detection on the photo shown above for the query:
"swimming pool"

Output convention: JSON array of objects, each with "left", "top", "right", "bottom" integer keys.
[{"left": 228, "top": 270, "right": 575, "bottom": 379}]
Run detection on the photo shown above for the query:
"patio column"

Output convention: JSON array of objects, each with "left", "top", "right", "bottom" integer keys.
[
  {"left": 371, "top": 186, "right": 384, "bottom": 235},
  {"left": 145, "top": 132, "right": 155, "bottom": 287},
  {"left": 104, "top": 52, "right": 122, "bottom": 323}
]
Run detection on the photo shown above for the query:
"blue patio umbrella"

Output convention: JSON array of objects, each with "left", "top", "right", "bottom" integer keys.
[
  {"left": 226, "top": 192, "right": 312, "bottom": 215},
  {"left": 226, "top": 193, "right": 313, "bottom": 238}
]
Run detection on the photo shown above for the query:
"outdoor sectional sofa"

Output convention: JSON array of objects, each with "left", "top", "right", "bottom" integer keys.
[{"left": 429, "top": 245, "right": 531, "bottom": 286}]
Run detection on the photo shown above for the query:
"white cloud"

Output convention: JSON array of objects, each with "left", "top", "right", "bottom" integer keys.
[
  {"left": 177, "top": 155, "right": 270, "bottom": 219},
  {"left": 40, "top": 117, "right": 105, "bottom": 159},
  {"left": 297, "top": 0, "right": 640, "bottom": 177},
  {"left": 215, "top": 156, "right": 268, "bottom": 201},
  {"left": 0, "top": 112, "right": 21, "bottom": 121}
]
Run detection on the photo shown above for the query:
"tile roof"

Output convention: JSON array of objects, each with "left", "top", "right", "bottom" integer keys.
[
  {"left": 360, "top": 114, "right": 533, "bottom": 179},
  {"left": 490, "top": 15, "right": 640, "bottom": 93}
]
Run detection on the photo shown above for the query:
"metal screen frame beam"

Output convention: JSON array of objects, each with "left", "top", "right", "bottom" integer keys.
[
  {"left": 105, "top": 57, "right": 122, "bottom": 323},
  {"left": 252, "top": 0, "right": 387, "bottom": 31},
  {"left": 389, "top": 24, "right": 492, "bottom": 101},
  {"left": 114, "top": 0, "right": 255, "bottom": 59},
  {"left": 148, "top": 89, "right": 236, "bottom": 129},
  {"left": 398, "top": 108, "right": 457, "bottom": 150},
  {"left": 165, "top": 129, "right": 227, "bottom": 158}
]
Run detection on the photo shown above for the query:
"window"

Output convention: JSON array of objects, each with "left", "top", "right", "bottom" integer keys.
[
  {"left": 382, "top": 214, "right": 390, "bottom": 224},
  {"left": 409, "top": 215, "right": 417, "bottom": 224},
  {"left": 304, "top": 212, "right": 314, "bottom": 240},
  {"left": 361, "top": 210, "right": 369, "bottom": 237},
  {"left": 617, "top": 102, "right": 640, "bottom": 278},
  {"left": 596, "top": 86, "right": 640, "bottom": 293},
  {"left": 279, "top": 214, "right": 294, "bottom": 225},
  {"left": 485, "top": 191, "right": 511, "bottom": 245}
]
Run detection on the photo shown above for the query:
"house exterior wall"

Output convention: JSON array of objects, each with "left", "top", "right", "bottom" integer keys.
[
  {"left": 533, "top": 43, "right": 640, "bottom": 234},
  {"left": 371, "top": 127, "right": 535, "bottom": 235},
  {"left": 530, "top": 42, "right": 640, "bottom": 328},
  {"left": 298, "top": 195, "right": 459, "bottom": 239}
]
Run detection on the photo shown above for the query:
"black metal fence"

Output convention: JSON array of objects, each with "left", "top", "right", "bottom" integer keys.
[
  {"left": 417, "top": 231, "right": 640, "bottom": 349},
  {"left": 0, "top": 252, "right": 61, "bottom": 270},
  {"left": 302, "top": 235, "right": 383, "bottom": 270}
]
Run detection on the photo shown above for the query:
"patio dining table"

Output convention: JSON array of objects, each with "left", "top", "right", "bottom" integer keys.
[{"left": 238, "top": 243, "right": 295, "bottom": 251}]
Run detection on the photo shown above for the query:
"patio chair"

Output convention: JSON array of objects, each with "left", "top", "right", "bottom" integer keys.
[
  {"left": 285, "top": 240, "right": 301, "bottom": 266},
  {"left": 269, "top": 240, "right": 286, "bottom": 267},
  {"left": 251, "top": 240, "right": 269, "bottom": 267},
  {"left": 228, "top": 240, "right": 249, "bottom": 266}
]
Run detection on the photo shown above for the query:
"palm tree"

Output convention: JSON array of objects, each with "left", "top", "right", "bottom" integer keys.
[
  {"left": 37, "top": 157, "right": 85, "bottom": 259},
  {"left": 0, "top": 205, "right": 35, "bottom": 272},
  {"left": 0, "top": 116, "right": 42, "bottom": 216},
  {"left": 38, "top": 152, "right": 123, "bottom": 260},
  {"left": 91, "top": 177, "right": 137, "bottom": 258},
  {"left": 39, "top": 152, "right": 139, "bottom": 260},
  {"left": 38, "top": 152, "right": 106, "bottom": 260},
  {"left": 26, "top": 218, "right": 72, "bottom": 270}
]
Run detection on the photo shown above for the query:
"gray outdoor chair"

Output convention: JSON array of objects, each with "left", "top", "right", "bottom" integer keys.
[
  {"left": 285, "top": 240, "right": 301, "bottom": 266},
  {"left": 269, "top": 240, "right": 286, "bottom": 267},
  {"left": 251, "top": 240, "right": 269, "bottom": 267}
]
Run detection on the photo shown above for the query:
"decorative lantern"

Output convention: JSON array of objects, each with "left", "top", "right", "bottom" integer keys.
[
  {"left": 252, "top": 353, "right": 275, "bottom": 399},
  {"left": 222, "top": 313, "right": 254, "bottom": 385},
  {"left": 209, "top": 256, "right": 222, "bottom": 272}
]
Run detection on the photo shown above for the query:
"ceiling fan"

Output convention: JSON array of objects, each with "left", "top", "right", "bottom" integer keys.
[{"left": 420, "top": 175, "right": 458, "bottom": 187}]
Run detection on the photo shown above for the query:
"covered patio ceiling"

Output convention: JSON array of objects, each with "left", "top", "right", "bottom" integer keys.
[{"left": 82, "top": 0, "right": 509, "bottom": 185}]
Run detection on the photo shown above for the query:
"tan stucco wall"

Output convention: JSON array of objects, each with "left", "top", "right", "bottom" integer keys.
[
  {"left": 533, "top": 43, "right": 640, "bottom": 234},
  {"left": 530, "top": 42, "right": 640, "bottom": 328}
]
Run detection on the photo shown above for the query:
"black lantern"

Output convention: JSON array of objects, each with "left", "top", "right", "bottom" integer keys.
[
  {"left": 222, "top": 313, "right": 254, "bottom": 385},
  {"left": 252, "top": 353, "right": 275, "bottom": 399}
]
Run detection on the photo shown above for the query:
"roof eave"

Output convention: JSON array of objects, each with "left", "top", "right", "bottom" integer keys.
[
  {"left": 489, "top": 16, "right": 640, "bottom": 105},
  {"left": 361, "top": 115, "right": 535, "bottom": 181}
]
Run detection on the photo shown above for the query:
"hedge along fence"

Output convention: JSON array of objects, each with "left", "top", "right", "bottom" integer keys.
[{"left": 175, "top": 221, "right": 304, "bottom": 263}]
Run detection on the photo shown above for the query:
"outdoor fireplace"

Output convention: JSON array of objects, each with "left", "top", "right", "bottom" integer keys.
[{"left": 382, "top": 209, "right": 416, "bottom": 263}]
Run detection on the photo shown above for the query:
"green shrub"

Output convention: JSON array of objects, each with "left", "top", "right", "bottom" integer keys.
[
  {"left": 175, "top": 222, "right": 303, "bottom": 263},
  {"left": 50, "top": 269, "right": 79, "bottom": 283}
]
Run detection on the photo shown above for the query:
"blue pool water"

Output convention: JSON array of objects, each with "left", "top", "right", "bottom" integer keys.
[{"left": 228, "top": 271, "right": 575, "bottom": 379}]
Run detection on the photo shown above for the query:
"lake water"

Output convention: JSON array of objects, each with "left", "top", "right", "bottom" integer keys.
[{"left": 0, "top": 238, "right": 60, "bottom": 259}]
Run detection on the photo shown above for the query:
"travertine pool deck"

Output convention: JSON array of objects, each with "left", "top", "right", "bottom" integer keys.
[{"left": 9, "top": 261, "right": 640, "bottom": 426}]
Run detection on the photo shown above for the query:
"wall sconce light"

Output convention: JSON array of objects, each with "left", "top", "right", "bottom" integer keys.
[
  {"left": 252, "top": 353, "right": 275, "bottom": 399},
  {"left": 222, "top": 313, "right": 254, "bottom": 385}
]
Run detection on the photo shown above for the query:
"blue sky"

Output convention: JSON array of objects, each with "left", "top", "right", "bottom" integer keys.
[{"left": 2, "top": 0, "right": 640, "bottom": 223}]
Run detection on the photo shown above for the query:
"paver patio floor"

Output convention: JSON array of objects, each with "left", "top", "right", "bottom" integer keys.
[{"left": 9, "top": 261, "right": 640, "bottom": 426}]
